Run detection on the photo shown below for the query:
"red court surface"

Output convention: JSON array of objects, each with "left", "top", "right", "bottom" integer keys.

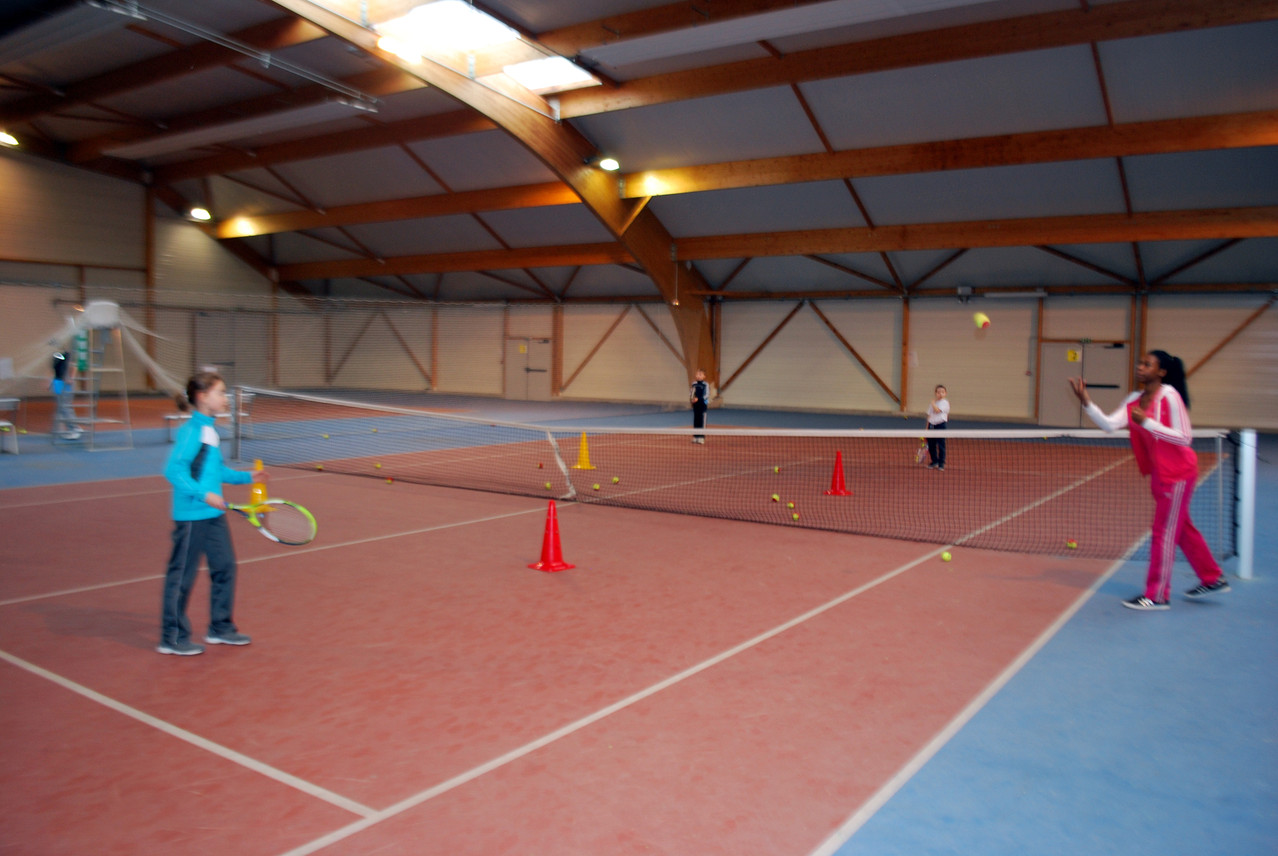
[{"left": 0, "top": 470, "right": 1118, "bottom": 855}]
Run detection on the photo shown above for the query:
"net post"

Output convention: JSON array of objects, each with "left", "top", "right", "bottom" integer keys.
[
  {"left": 1236, "top": 429, "right": 1256, "bottom": 580},
  {"left": 231, "top": 386, "right": 243, "bottom": 462}
]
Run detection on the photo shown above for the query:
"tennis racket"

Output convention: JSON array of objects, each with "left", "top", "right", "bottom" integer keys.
[
  {"left": 915, "top": 438, "right": 927, "bottom": 464},
  {"left": 228, "top": 499, "right": 317, "bottom": 546}
]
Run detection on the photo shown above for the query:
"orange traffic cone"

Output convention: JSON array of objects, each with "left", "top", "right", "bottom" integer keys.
[
  {"left": 824, "top": 450, "right": 852, "bottom": 496},
  {"left": 529, "top": 500, "right": 574, "bottom": 571}
]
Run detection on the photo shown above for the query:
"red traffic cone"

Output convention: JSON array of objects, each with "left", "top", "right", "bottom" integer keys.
[
  {"left": 529, "top": 500, "right": 574, "bottom": 572},
  {"left": 824, "top": 450, "right": 852, "bottom": 496}
]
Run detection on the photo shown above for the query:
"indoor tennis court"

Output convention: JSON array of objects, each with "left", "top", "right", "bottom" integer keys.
[{"left": 2, "top": 1, "right": 1277, "bottom": 854}]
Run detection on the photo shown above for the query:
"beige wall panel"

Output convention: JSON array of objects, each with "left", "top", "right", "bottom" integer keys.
[
  {"left": 0, "top": 153, "right": 143, "bottom": 269},
  {"left": 0, "top": 285, "right": 74, "bottom": 395},
  {"left": 152, "top": 219, "right": 270, "bottom": 296},
  {"left": 1041, "top": 296, "right": 1131, "bottom": 341},
  {"left": 435, "top": 305, "right": 503, "bottom": 394},
  {"left": 506, "top": 304, "right": 552, "bottom": 338},
  {"left": 277, "top": 314, "right": 327, "bottom": 388},
  {"left": 1146, "top": 294, "right": 1278, "bottom": 430},
  {"left": 326, "top": 309, "right": 433, "bottom": 391},
  {"left": 908, "top": 300, "right": 1036, "bottom": 420},
  {"left": 721, "top": 301, "right": 901, "bottom": 413},
  {"left": 562, "top": 305, "right": 686, "bottom": 403}
]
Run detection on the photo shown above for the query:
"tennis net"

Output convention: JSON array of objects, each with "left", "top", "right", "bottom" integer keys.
[{"left": 232, "top": 387, "right": 1240, "bottom": 561}]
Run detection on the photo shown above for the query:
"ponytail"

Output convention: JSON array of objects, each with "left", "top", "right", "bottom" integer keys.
[
  {"left": 1149, "top": 350, "right": 1190, "bottom": 409},
  {"left": 177, "top": 370, "right": 223, "bottom": 413}
]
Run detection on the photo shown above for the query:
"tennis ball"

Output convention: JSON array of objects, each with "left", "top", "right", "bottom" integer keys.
[
  {"left": 941, "top": 551, "right": 952, "bottom": 562},
  {"left": 315, "top": 464, "right": 323, "bottom": 471},
  {"left": 321, "top": 433, "right": 329, "bottom": 439},
  {"left": 593, "top": 483, "right": 600, "bottom": 491},
  {"left": 787, "top": 501, "right": 795, "bottom": 509},
  {"left": 537, "top": 462, "right": 544, "bottom": 468},
  {"left": 792, "top": 512, "right": 800, "bottom": 521},
  {"left": 374, "top": 462, "right": 382, "bottom": 469},
  {"left": 771, "top": 494, "right": 780, "bottom": 502},
  {"left": 19, "top": 428, "right": 27, "bottom": 434},
  {"left": 612, "top": 476, "right": 620, "bottom": 484},
  {"left": 773, "top": 466, "right": 780, "bottom": 473},
  {"left": 386, "top": 478, "right": 393, "bottom": 484},
  {"left": 973, "top": 312, "right": 990, "bottom": 329},
  {"left": 0, "top": 425, "right": 8, "bottom": 432},
  {"left": 544, "top": 482, "right": 552, "bottom": 489},
  {"left": 1066, "top": 539, "right": 1078, "bottom": 550},
  {"left": 372, "top": 428, "right": 378, "bottom": 433}
]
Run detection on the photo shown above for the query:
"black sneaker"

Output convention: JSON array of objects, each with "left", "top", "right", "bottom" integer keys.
[
  {"left": 158, "top": 640, "right": 204, "bottom": 656},
  {"left": 927, "top": 462, "right": 939, "bottom": 469},
  {"left": 1122, "top": 596, "right": 1170, "bottom": 611},
  {"left": 204, "top": 631, "right": 252, "bottom": 646},
  {"left": 1185, "top": 579, "right": 1231, "bottom": 599}
]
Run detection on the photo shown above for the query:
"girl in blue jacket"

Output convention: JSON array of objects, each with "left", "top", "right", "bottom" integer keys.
[{"left": 159, "top": 372, "right": 263, "bottom": 656}]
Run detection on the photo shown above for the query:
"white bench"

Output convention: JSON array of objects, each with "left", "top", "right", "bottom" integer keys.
[
  {"left": 0, "top": 420, "right": 17, "bottom": 454},
  {"left": 165, "top": 410, "right": 252, "bottom": 442}
]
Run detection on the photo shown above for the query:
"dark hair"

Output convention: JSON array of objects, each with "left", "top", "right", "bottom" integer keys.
[
  {"left": 175, "top": 370, "right": 223, "bottom": 413},
  {"left": 1149, "top": 350, "right": 1190, "bottom": 409}
]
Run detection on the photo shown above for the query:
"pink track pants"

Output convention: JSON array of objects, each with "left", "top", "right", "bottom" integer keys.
[{"left": 1146, "top": 474, "right": 1223, "bottom": 602}]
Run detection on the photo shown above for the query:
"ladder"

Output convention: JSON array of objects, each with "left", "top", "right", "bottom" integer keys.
[{"left": 60, "top": 326, "right": 133, "bottom": 450}]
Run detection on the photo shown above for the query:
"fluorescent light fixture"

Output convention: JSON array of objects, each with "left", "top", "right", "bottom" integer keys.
[
  {"left": 378, "top": 0, "right": 519, "bottom": 54},
  {"left": 985, "top": 289, "right": 1047, "bottom": 298},
  {"left": 0, "top": 132, "right": 18, "bottom": 147},
  {"left": 377, "top": 35, "right": 422, "bottom": 64},
  {"left": 503, "top": 56, "right": 599, "bottom": 94},
  {"left": 188, "top": 207, "right": 212, "bottom": 221},
  {"left": 101, "top": 101, "right": 371, "bottom": 159}
]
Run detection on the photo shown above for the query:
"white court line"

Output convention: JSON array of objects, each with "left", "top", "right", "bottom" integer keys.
[
  {"left": 276, "top": 452, "right": 1142, "bottom": 855},
  {"left": 0, "top": 647, "right": 376, "bottom": 819},
  {"left": 805, "top": 552, "right": 1131, "bottom": 856},
  {"left": 277, "top": 547, "right": 949, "bottom": 856},
  {"left": 0, "top": 470, "right": 321, "bottom": 510},
  {"left": 0, "top": 505, "right": 548, "bottom": 608}
]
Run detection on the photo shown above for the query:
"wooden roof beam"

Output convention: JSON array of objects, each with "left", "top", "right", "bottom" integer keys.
[
  {"left": 679, "top": 206, "right": 1278, "bottom": 258},
  {"left": 154, "top": 109, "right": 493, "bottom": 184},
  {"left": 622, "top": 110, "right": 1278, "bottom": 198},
  {"left": 0, "top": 16, "right": 328, "bottom": 125},
  {"left": 273, "top": 206, "right": 1278, "bottom": 280},
  {"left": 215, "top": 182, "right": 579, "bottom": 238},
  {"left": 556, "top": 0, "right": 1278, "bottom": 118}
]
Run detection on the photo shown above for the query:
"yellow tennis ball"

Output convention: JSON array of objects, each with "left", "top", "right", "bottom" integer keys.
[
  {"left": 593, "top": 483, "right": 600, "bottom": 490},
  {"left": 973, "top": 312, "right": 990, "bottom": 329},
  {"left": 771, "top": 494, "right": 780, "bottom": 502},
  {"left": 371, "top": 428, "right": 378, "bottom": 433},
  {"left": 386, "top": 477, "right": 393, "bottom": 484},
  {"left": 773, "top": 466, "right": 780, "bottom": 473},
  {"left": 787, "top": 501, "right": 795, "bottom": 509},
  {"left": 1066, "top": 539, "right": 1078, "bottom": 550},
  {"left": 612, "top": 476, "right": 620, "bottom": 484},
  {"left": 791, "top": 512, "right": 800, "bottom": 521},
  {"left": 374, "top": 462, "right": 382, "bottom": 469},
  {"left": 321, "top": 433, "right": 329, "bottom": 439},
  {"left": 941, "top": 551, "right": 952, "bottom": 562},
  {"left": 544, "top": 482, "right": 552, "bottom": 489},
  {"left": 315, "top": 464, "right": 323, "bottom": 471}
]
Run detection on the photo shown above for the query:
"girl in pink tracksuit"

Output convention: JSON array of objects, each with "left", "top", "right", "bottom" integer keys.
[{"left": 1069, "top": 350, "right": 1229, "bottom": 611}]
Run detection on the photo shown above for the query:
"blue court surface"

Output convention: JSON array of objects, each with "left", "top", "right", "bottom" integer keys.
[{"left": 2, "top": 399, "right": 1274, "bottom": 855}]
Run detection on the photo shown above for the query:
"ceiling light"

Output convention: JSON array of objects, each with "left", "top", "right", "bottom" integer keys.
[
  {"left": 0, "top": 132, "right": 17, "bottom": 147},
  {"left": 598, "top": 157, "right": 620, "bottom": 172},
  {"left": 378, "top": 0, "right": 519, "bottom": 54},
  {"left": 503, "top": 56, "right": 599, "bottom": 94},
  {"left": 189, "top": 208, "right": 212, "bottom": 221}
]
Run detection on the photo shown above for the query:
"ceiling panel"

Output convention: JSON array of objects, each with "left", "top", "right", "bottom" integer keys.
[
  {"left": 799, "top": 45, "right": 1108, "bottom": 150},
  {"left": 853, "top": 159, "right": 1126, "bottom": 225},
  {"left": 405, "top": 129, "right": 560, "bottom": 192},
  {"left": 649, "top": 180, "right": 868, "bottom": 238},
  {"left": 1124, "top": 147, "right": 1278, "bottom": 213},
  {"left": 274, "top": 145, "right": 447, "bottom": 208}
]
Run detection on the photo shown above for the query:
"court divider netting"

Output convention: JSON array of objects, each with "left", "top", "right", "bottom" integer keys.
[{"left": 230, "top": 386, "right": 1247, "bottom": 563}]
